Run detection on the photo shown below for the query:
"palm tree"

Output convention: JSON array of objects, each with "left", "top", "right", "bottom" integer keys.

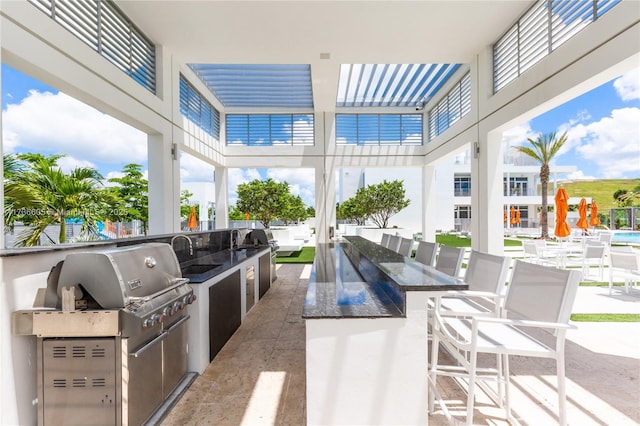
[
  {"left": 513, "top": 131, "right": 568, "bottom": 239},
  {"left": 7, "top": 155, "right": 106, "bottom": 246}
]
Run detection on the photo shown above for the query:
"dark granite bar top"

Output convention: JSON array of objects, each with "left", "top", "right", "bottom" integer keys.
[
  {"left": 303, "top": 243, "right": 404, "bottom": 318},
  {"left": 181, "top": 246, "right": 269, "bottom": 283},
  {"left": 343, "top": 236, "right": 466, "bottom": 291},
  {"left": 303, "top": 237, "right": 466, "bottom": 319}
]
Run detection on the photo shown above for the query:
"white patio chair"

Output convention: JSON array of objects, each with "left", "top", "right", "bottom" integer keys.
[
  {"left": 428, "top": 260, "right": 582, "bottom": 426},
  {"left": 599, "top": 231, "right": 613, "bottom": 247},
  {"left": 608, "top": 248, "right": 640, "bottom": 295},
  {"left": 435, "top": 245, "right": 465, "bottom": 277},
  {"left": 396, "top": 237, "right": 414, "bottom": 257},
  {"left": 386, "top": 235, "right": 401, "bottom": 252},
  {"left": 415, "top": 241, "right": 438, "bottom": 267},
  {"left": 436, "top": 250, "right": 512, "bottom": 318},
  {"left": 380, "top": 233, "right": 391, "bottom": 248},
  {"left": 428, "top": 251, "right": 511, "bottom": 410},
  {"left": 522, "top": 240, "right": 554, "bottom": 266},
  {"left": 565, "top": 242, "right": 606, "bottom": 281}
]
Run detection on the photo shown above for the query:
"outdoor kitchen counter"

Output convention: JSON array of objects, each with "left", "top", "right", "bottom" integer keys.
[
  {"left": 304, "top": 236, "right": 466, "bottom": 426},
  {"left": 303, "top": 236, "right": 466, "bottom": 318},
  {"left": 180, "top": 247, "right": 265, "bottom": 283}
]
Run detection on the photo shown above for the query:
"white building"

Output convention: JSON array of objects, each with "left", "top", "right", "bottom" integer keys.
[{"left": 338, "top": 146, "right": 577, "bottom": 235}]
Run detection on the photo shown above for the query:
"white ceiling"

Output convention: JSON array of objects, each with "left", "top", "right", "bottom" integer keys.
[{"left": 117, "top": 1, "right": 534, "bottom": 110}]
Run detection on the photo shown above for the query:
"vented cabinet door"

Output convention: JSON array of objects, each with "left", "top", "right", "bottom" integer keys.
[{"left": 42, "top": 338, "right": 117, "bottom": 425}]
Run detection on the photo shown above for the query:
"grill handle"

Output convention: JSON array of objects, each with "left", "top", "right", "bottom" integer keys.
[
  {"left": 166, "top": 315, "right": 190, "bottom": 333},
  {"left": 128, "top": 278, "right": 190, "bottom": 303},
  {"left": 130, "top": 332, "right": 167, "bottom": 358}
]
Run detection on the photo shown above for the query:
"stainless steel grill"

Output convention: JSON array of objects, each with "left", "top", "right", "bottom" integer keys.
[
  {"left": 13, "top": 243, "right": 196, "bottom": 426},
  {"left": 244, "top": 229, "right": 279, "bottom": 282}
]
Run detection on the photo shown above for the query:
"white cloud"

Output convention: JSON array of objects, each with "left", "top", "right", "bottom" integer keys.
[
  {"left": 501, "top": 122, "right": 537, "bottom": 148},
  {"left": 571, "top": 107, "right": 640, "bottom": 178},
  {"left": 566, "top": 170, "right": 597, "bottom": 180},
  {"left": 613, "top": 68, "right": 640, "bottom": 101},
  {"left": 2, "top": 90, "right": 146, "bottom": 164},
  {"left": 179, "top": 153, "right": 216, "bottom": 183},
  {"left": 267, "top": 168, "right": 315, "bottom": 206},
  {"left": 56, "top": 156, "right": 97, "bottom": 174}
]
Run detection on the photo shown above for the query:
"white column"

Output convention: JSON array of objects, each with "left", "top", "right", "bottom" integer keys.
[
  {"left": 147, "top": 130, "right": 180, "bottom": 234},
  {"left": 471, "top": 128, "right": 504, "bottom": 255},
  {"left": 422, "top": 165, "right": 437, "bottom": 242},
  {"left": 215, "top": 166, "right": 229, "bottom": 229},
  {"left": 315, "top": 112, "right": 336, "bottom": 244}
]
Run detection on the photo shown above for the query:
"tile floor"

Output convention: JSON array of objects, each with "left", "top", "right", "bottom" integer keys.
[{"left": 162, "top": 263, "right": 640, "bottom": 426}]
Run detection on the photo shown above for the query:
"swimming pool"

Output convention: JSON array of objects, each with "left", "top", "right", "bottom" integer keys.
[{"left": 612, "top": 232, "right": 640, "bottom": 244}]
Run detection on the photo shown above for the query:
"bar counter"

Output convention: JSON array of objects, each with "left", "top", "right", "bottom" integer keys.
[{"left": 303, "top": 236, "right": 467, "bottom": 425}]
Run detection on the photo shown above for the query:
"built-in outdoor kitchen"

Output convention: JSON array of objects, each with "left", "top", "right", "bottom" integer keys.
[{"left": 4, "top": 227, "right": 278, "bottom": 425}]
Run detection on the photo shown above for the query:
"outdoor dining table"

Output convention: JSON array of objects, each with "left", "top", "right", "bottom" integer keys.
[{"left": 303, "top": 236, "right": 466, "bottom": 425}]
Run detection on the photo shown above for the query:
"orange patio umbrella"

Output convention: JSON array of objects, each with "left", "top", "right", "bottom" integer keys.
[
  {"left": 187, "top": 205, "right": 198, "bottom": 230},
  {"left": 503, "top": 210, "right": 507, "bottom": 224},
  {"left": 510, "top": 206, "right": 517, "bottom": 225},
  {"left": 515, "top": 209, "right": 521, "bottom": 225},
  {"left": 590, "top": 200, "right": 601, "bottom": 227},
  {"left": 554, "top": 187, "right": 571, "bottom": 238},
  {"left": 576, "top": 198, "right": 589, "bottom": 231}
]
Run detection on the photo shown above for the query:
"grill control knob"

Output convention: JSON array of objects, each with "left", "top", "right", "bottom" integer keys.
[
  {"left": 183, "top": 294, "right": 196, "bottom": 305},
  {"left": 173, "top": 301, "right": 185, "bottom": 312},
  {"left": 163, "top": 306, "right": 174, "bottom": 317},
  {"left": 143, "top": 318, "right": 154, "bottom": 328}
]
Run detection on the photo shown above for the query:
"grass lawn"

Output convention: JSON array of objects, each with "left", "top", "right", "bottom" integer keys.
[
  {"left": 435, "top": 233, "right": 522, "bottom": 248},
  {"left": 275, "top": 246, "right": 315, "bottom": 264},
  {"left": 570, "top": 313, "right": 640, "bottom": 322}
]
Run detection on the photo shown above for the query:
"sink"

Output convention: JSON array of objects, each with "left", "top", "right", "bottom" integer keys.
[{"left": 181, "top": 263, "right": 223, "bottom": 275}]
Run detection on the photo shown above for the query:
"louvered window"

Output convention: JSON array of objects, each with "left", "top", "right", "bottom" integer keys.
[
  {"left": 335, "top": 114, "right": 422, "bottom": 146},
  {"left": 27, "top": 0, "right": 156, "bottom": 93},
  {"left": 179, "top": 75, "right": 221, "bottom": 139},
  {"left": 226, "top": 114, "right": 314, "bottom": 146},
  {"left": 493, "top": 0, "right": 621, "bottom": 92},
  {"left": 428, "top": 73, "right": 471, "bottom": 140}
]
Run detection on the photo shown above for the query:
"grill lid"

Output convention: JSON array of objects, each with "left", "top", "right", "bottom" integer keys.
[{"left": 56, "top": 243, "right": 183, "bottom": 309}]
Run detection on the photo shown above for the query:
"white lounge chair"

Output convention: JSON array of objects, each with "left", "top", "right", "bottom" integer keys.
[{"left": 429, "top": 260, "right": 582, "bottom": 426}]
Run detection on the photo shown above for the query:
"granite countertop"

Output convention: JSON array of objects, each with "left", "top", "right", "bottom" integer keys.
[
  {"left": 343, "top": 236, "right": 466, "bottom": 291},
  {"left": 302, "top": 236, "right": 467, "bottom": 319},
  {"left": 302, "top": 243, "right": 404, "bottom": 318},
  {"left": 181, "top": 246, "right": 269, "bottom": 283}
]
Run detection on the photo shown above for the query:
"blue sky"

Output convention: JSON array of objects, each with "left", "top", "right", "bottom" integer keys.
[{"left": 2, "top": 63, "right": 639, "bottom": 208}]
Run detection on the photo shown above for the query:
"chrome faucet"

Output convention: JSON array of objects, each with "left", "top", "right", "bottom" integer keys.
[
  {"left": 230, "top": 229, "right": 240, "bottom": 250},
  {"left": 171, "top": 234, "right": 193, "bottom": 256}
]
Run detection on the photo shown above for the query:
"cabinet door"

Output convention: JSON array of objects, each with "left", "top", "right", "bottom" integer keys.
[
  {"left": 163, "top": 316, "right": 188, "bottom": 398},
  {"left": 209, "top": 270, "right": 241, "bottom": 360},
  {"left": 259, "top": 253, "right": 271, "bottom": 299}
]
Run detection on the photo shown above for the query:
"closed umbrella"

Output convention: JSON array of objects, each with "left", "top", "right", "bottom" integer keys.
[
  {"left": 515, "top": 209, "right": 521, "bottom": 225},
  {"left": 187, "top": 205, "right": 198, "bottom": 230},
  {"left": 590, "top": 200, "right": 601, "bottom": 228},
  {"left": 510, "top": 206, "right": 517, "bottom": 225},
  {"left": 554, "top": 187, "right": 571, "bottom": 238},
  {"left": 576, "top": 198, "right": 589, "bottom": 232}
]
